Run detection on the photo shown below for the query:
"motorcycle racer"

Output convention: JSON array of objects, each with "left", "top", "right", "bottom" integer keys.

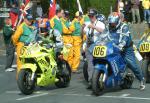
[{"left": 108, "top": 12, "right": 145, "bottom": 90}]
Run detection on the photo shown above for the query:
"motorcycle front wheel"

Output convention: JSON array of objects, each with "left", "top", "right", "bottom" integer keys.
[
  {"left": 17, "top": 69, "right": 36, "bottom": 95},
  {"left": 142, "top": 59, "right": 150, "bottom": 83},
  {"left": 92, "top": 69, "right": 104, "bottom": 96},
  {"left": 55, "top": 60, "right": 71, "bottom": 88}
]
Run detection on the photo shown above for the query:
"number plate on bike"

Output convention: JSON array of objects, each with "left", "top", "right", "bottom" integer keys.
[
  {"left": 140, "top": 42, "right": 150, "bottom": 52},
  {"left": 93, "top": 46, "right": 107, "bottom": 57}
]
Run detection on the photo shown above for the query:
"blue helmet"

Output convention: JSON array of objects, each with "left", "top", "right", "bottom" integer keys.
[
  {"left": 108, "top": 12, "right": 121, "bottom": 30},
  {"left": 96, "top": 14, "right": 106, "bottom": 23}
]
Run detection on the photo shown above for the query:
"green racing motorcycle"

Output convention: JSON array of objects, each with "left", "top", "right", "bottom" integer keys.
[{"left": 17, "top": 41, "right": 71, "bottom": 95}]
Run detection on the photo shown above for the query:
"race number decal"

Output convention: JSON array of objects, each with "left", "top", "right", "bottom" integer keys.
[
  {"left": 93, "top": 46, "right": 107, "bottom": 57},
  {"left": 140, "top": 42, "right": 150, "bottom": 52}
]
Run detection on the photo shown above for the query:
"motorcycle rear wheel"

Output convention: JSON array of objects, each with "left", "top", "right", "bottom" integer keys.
[
  {"left": 120, "top": 73, "right": 134, "bottom": 89},
  {"left": 92, "top": 69, "right": 104, "bottom": 96},
  {"left": 83, "top": 61, "right": 89, "bottom": 82},
  {"left": 55, "top": 60, "right": 71, "bottom": 88},
  {"left": 142, "top": 59, "right": 150, "bottom": 83},
  {"left": 17, "top": 69, "right": 36, "bottom": 95}
]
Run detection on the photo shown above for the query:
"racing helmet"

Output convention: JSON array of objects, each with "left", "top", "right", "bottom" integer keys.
[
  {"left": 108, "top": 12, "right": 121, "bottom": 30},
  {"left": 96, "top": 14, "right": 106, "bottom": 23}
]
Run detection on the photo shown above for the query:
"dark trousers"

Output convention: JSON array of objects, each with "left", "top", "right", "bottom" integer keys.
[{"left": 5, "top": 42, "right": 15, "bottom": 69}]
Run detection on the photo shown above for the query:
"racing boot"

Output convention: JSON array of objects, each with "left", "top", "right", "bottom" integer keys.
[{"left": 140, "top": 79, "right": 146, "bottom": 90}]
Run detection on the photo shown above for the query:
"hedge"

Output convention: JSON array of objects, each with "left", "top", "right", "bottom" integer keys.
[{"left": 41, "top": 0, "right": 116, "bottom": 18}]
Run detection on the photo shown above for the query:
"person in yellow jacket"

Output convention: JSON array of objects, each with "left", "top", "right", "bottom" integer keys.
[
  {"left": 12, "top": 14, "right": 35, "bottom": 75},
  {"left": 142, "top": 0, "right": 150, "bottom": 23},
  {"left": 50, "top": 8, "right": 71, "bottom": 34},
  {"left": 50, "top": 8, "right": 64, "bottom": 35},
  {"left": 50, "top": 8, "right": 73, "bottom": 65},
  {"left": 61, "top": 10, "right": 73, "bottom": 64},
  {"left": 69, "top": 11, "right": 83, "bottom": 73}
]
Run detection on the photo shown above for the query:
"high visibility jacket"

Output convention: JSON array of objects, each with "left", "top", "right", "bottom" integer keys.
[
  {"left": 142, "top": 0, "right": 150, "bottom": 9},
  {"left": 69, "top": 18, "right": 82, "bottom": 36},
  {"left": 50, "top": 15, "right": 63, "bottom": 34},
  {"left": 12, "top": 22, "right": 34, "bottom": 45},
  {"left": 80, "top": 14, "right": 90, "bottom": 25},
  {"left": 3, "top": 24, "right": 14, "bottom": 44},
  {"left": 61, "top": 18, "right": 72, "bottom": 35}
]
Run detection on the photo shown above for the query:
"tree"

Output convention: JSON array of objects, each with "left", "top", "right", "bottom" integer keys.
[{"left": 40, "top": 0, "right": 116, "bottom": 18}]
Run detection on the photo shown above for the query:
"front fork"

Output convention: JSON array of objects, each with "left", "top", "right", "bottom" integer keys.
[
  {"left": 102, "top": 64, "right": 108, "bottom": 82},
  {"left": 31, "top": 72, "right": 35, "bottom": 81},
  {"left": 97, "top": 64, "right": 108, "bottom": 83}
]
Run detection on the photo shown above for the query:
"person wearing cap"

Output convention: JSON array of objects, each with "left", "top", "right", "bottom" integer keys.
[
  {"left": 12, "top": 14, "right": 35, "bottom": 75},
  {"left": 60, "top": 10, "right": 73, "bottom": 63},
  {"left": 68, "top": 11, "right": 83, "bottom": 73},
  {"left": 83, "top": 9, "right": 105, "bottom": 88}
]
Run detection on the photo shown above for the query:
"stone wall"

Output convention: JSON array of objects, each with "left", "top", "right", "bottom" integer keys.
[{"left": 129, "top": 23, "right": 149, "bottom": 40}]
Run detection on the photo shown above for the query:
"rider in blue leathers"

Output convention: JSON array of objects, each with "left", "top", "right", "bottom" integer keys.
[{"left": 108, "top": 12, "right": 145, "bottom": 90}]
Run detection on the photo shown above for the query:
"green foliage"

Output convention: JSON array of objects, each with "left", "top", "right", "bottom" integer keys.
[
  {"left": 40, "top": 0, "right": 116, "bottom": 17},
  {"left": 40, "top": 0, "right": 50, "bottom": 14}
]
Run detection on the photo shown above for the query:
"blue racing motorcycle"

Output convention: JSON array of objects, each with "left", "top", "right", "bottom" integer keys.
[{"left": 91, "top": 40, "right": 134, "bottom": 95}]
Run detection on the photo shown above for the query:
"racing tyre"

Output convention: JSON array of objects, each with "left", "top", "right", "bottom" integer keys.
[
  {"left": 83, "top": 61, "right": 89, "bottom": 82},
  {"left": 17, "top": 69, "right": 36, "bottom": 95},
  {"left": 92, "top": 69, "right": 104, "bottom": 96},
  {"left": 55, "top": 60, "right": 71, "bottom": 88},
  {"left": 142, "top": 59, "right": 150, "bottom": 83},
  {"left": 120, "top": 73, "right": 134, "bottom": 89}
]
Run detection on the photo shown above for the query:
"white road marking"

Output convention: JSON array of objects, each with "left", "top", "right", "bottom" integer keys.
[
  {"left": 6, "top": 91, "right": 45, "bottom": 94},
  {"left": 16, "top": 93, "right": 48, "bottom": 101},
  {"left": 6, "top": 90, "right": 150, "bottom": 101},
  {"left": 62, "top": 93, "right": 150, "bottom": 101},
  {"left": 11, "top": 65, "right": 17, "bottom": 68},
  {"left": 101, "top": 95, "right": 150, "bottom": 101},
  {"left": 120, "top": 94, "right": 130, "bottom": 97}
]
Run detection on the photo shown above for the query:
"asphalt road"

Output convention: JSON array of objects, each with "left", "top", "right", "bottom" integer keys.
[
  {"left": 0, "top": 23, "right": 149, "bottom": 103},
  {"left": 0, "top": 48, "right": 150, "bottom": 103}
]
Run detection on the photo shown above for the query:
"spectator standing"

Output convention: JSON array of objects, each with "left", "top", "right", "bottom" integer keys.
[
  {"left": 68, "top": 11, "right": 83, "bottom": 73},
  {"left": 36, "top": 3, "right": 43, "bottom": 17},
  {"left": 142, "top": 0, "right": 150, "bottom": 23},
  {"left": 119, "top": 0, "right": 125, "bottom": 13},
  {"left": 124, "top": 0, "right": 132, "bottom": 23},
  {"left": 3, "top": 18, "right": 15, "bottom": 72},
  {"left": 131, "top": 0, "right": 141, "bottom": 23}
]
